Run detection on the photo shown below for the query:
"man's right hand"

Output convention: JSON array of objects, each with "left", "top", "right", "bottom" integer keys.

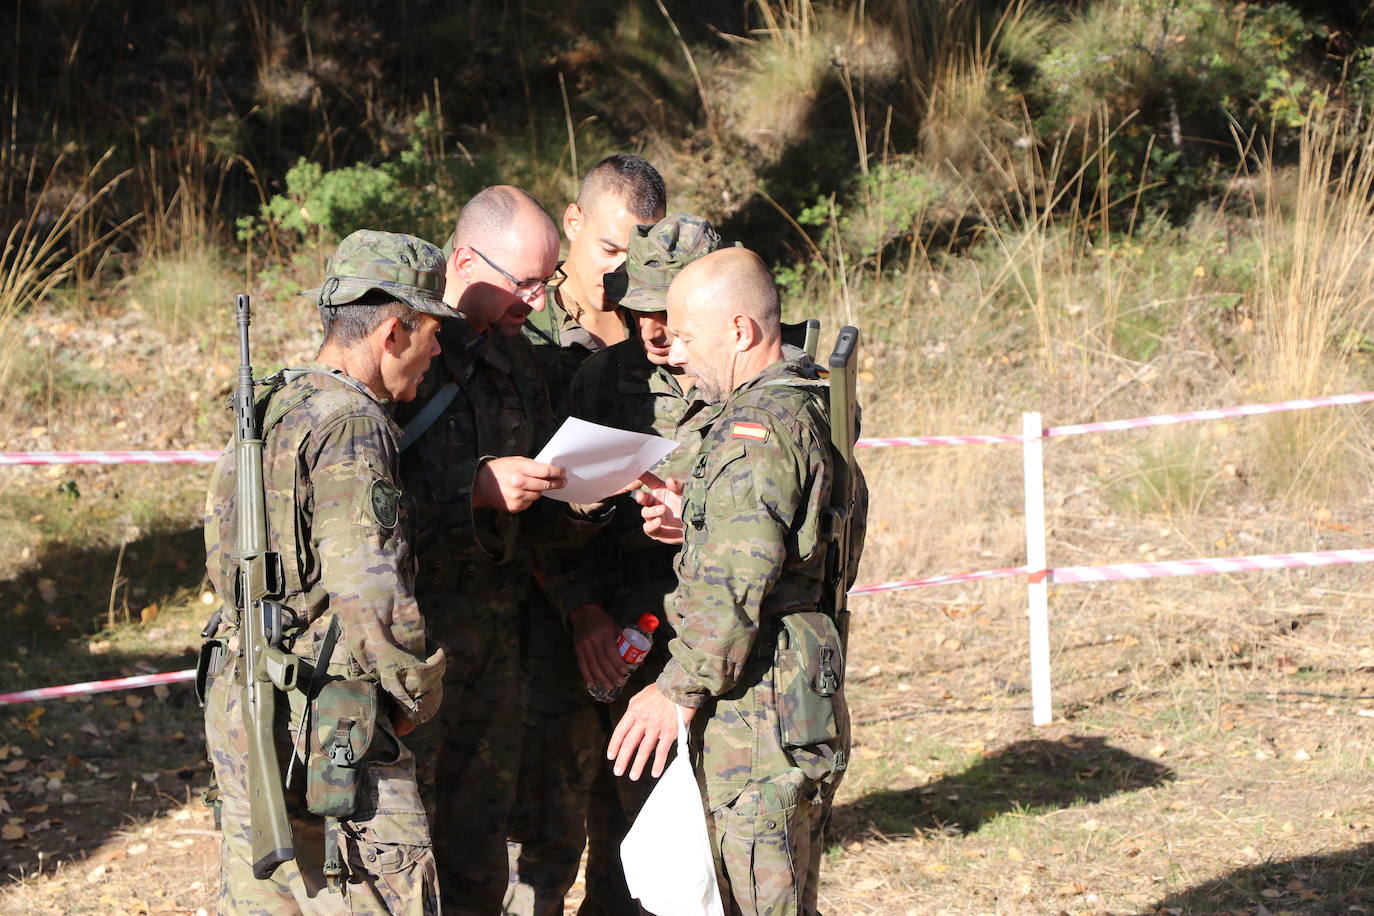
[
  {"left": 473, "top": 457, "right": 566, "bottom": 512},
  {"left": 634, "top": 472, "right": 685, "bottom": 545},
  {"left": 569, "top": 603, "right": 628, "bottom": 691}
]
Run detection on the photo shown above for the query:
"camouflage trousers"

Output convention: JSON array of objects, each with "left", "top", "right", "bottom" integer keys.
[
  {"left": 409, "top": 593, "right": 523, "bottom": 915},
  {"left": 204, "top": 659, "right": 440, "bottom": 915},
  {"left": 699, "top": 613, "right": 850, "bottom": 916},
  {"left": 576, "top": 646, "right": 668, "bottom": 916},
  {"left": 504, "top": 591, "right": 604, "bottom": 916}
]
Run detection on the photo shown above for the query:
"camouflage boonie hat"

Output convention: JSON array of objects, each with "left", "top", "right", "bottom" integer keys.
[
  {"left": 605, "top": 213, "right": 721, "bottom": 313},
  {"left": 300, "top": 229, "right": 452, "bottom": 318}
]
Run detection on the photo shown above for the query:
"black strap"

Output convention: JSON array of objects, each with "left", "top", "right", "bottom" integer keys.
[
  {"left": 284, "top": 616, "right": 341, "bottom": 790},
  {"left": 398, "top": 382, "right": 460, "bottom": 452}
]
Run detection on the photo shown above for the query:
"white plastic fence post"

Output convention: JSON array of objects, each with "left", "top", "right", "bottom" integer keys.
[{"left": 1022, "top": 412, "right": 1052, "bottom": 726}]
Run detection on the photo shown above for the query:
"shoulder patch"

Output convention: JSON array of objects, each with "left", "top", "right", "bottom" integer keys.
[
  {"left": 368, "top": 478, "right": 401, "bottom": 529},
  {"left": 731, "top": 421, "right": 769, "bottom": 443}
]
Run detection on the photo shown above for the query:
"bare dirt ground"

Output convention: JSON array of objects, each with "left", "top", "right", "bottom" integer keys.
[
  {"left": 3, "top": 522, "right": 1372, "bottom": 915},
  {"left": 3, "top": 301, "right": 1374, "bottom": 915}
]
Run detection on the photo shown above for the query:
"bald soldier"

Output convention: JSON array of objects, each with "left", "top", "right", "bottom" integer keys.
[
  {"left": 396, "top": 187, "right": 601, "bottom": 915},
  {"left": 611, "top": 248, "right": 864, "bottom": 915}
]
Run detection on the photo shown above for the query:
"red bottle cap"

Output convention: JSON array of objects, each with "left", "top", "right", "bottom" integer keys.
[{"left": 636, "top": 613, "right": 660, "bottom": 634}]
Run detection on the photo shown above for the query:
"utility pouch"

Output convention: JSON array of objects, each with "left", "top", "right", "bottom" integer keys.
[
  {"left": 305, "top": 679, "right": 378, "bottom": 818},
  {"left": 194, "top": 639, "right": 227, "bottom": 708},
  {"left": 774, "top": 611, "right": 845, "bottom": 749}
]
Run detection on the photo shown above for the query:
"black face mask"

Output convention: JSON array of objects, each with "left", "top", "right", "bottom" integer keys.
[{"left": 602, "top": 265, "right": 629, "bottom": 304}]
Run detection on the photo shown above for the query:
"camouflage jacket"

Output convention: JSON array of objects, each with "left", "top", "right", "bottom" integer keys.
[
  {"left": 395, "top": 316, "right": 601, "bottom": 616},
  {"left": 655, "top": 356, "right": 843, "bottom": 708},
  {"left": 203, "top": 364, "right": 444, "bottom": 722},
  {"left": 522, "top": 285, "right": 629, "bottom": 399},
  {"left": 562, "top": 338, "right": 717, "bottom": 626}
]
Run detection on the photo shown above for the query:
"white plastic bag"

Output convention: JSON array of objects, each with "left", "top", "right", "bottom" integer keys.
[{"left": 620, "top": 707, "right": 726, "bottom": 916}]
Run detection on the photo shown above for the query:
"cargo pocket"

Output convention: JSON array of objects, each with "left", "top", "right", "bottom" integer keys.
[
  {"left": 306, "top": 680, "right": 378, "bottom": 818},
  {"left": 714, "top": 772, "right": 805, "bottom": 915},
  {"left": 774, "top": 612, "right": 844, "bottom": 749},
  {"left": 342, "top": 818, "right": 439, "bottom": 916}
]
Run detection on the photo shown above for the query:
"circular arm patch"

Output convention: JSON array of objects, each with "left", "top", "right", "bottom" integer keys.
[{"left": 368, "top": 479, "right": 402, "bottom": 529}]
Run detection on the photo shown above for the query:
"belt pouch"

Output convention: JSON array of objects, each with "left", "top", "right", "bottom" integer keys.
[
  {"left": 774, "top": 611, "right": 844, "bottom": 749},
  {"left": 306, "top": 679, "right": 377, "bottom": 818}
]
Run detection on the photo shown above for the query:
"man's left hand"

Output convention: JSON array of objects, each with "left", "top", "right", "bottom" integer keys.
[{"left": 606, "top": 683, "right": 695, "bottom": 780}]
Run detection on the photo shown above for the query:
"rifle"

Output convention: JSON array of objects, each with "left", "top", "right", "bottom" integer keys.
[
  {"left": 823, "top": 326, "right": 860, "bottom": 652},
  {"left": 780, "top": 317, "right": 822, "bottom": 359},
  {"left": 233, "top": 293, "right": 301, "bottom": 879}
]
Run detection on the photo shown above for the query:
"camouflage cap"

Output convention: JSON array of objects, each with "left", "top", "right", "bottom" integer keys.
[
  {"left": 299, "top": 229, "right": 452, "bottom": 318},
  {"left": 605, "top": 213, "right": 721, "bottom": 313}
]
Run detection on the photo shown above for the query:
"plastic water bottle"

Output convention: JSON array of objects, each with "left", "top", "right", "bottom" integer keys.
[{"left": 588, "top": 613, "right": 661, "bottom": 703}]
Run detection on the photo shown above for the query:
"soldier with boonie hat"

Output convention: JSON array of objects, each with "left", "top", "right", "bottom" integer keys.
[
  {"left": 557, "top": 212, "right": 722, "bottom": 914},
  {"left": 299, "top": 228, "right": 455, "bottom": 317},
  {"left": 603, "top": 213, "right": 721, "bottom": 314},
  {"left": 202, "top": 227, "right": 447, "bottom": 911}
]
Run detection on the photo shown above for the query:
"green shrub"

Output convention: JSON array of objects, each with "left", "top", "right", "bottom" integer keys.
[{"left": 238, "top": 114, "right": 499, "bottom": 248}]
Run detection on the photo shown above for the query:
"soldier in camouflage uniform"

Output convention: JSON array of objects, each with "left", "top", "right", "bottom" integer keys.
[
  {"left": 610, "top": 247, "right": 865, "bottom": 916},
  {"left": 558, "top": 214, "right": 721, "bottom": 916},
  {"left": 395, "top": 186, "right": 602, "bottom": 916},
  {"left": 202, "top": 230, "right": 450, "bottom": 914},
  {"left": 505, "top": 159, "right": 666, "bottom": 916}
]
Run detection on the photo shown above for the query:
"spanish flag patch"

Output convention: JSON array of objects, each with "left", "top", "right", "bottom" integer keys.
[{"left": 731, "top": 421, "right": 769, "bottom": 443}]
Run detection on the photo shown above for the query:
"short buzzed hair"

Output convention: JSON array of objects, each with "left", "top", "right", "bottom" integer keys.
[
  {"left": 453, "top": 185, "right": 546, "bottom": 248},
  {"left": 578, "top": 154, "right": 666, "bottom": 221}
]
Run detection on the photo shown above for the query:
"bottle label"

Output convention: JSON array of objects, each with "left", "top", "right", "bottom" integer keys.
[{"left": 617, "top": 633, "right": 649, "bottom": 666}]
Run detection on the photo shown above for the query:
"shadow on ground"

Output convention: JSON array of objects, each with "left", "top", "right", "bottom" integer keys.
[
  {"left": 1140, "top": 842, "right": 1374, "bottom": 915},
  {"left": 0, "top": 525, "right": 206, "bottom": 656},
  {"left": 0, "top": 525, "right": 210, "bottom": 880},
  {"left": 829, "top": 734, "right": 1174, "bottom": 844}
]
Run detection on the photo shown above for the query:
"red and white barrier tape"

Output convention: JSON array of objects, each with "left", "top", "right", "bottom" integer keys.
[
  {"left": 0, "top": 669, "right": 194, "bottom": 707},
  {"left": 846, "top": 565, "right": 1031, "bottom": 594},
  {"left": 1050, "top": 547, "right": 1374, "bottom": 583},
  {"left": 857, "top": 434, "right": 1027, "bottom": 448},
  {"left": 852, "top": 390, "right": 1374, "bottom": 450},
  {"left": 3, "top": 390, "right": 1371, "bottom": 463},
  {"left": 4, "top": 545, "right": 1372, "bottom": 706},
  {"left": 0, "top": 450, "right": 220, "bottom": 466},
  {"left": 1045, "top": 391, "right": 1374, "bottom": 439}
]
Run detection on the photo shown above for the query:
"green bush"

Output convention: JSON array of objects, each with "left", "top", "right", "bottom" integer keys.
[
  {"left": 238, "top": 114, "right": 495, "bottom": 248},
  {"left": 1016, "top": 0, "right": 1327, "bottom": 216}
]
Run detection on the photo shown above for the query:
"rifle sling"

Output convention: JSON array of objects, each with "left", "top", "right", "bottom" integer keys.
[
  {"left": 398, "top": 381, "right": 460, "bottom": 452},
  {"left": 285, "top": 615, "right": 341, "bottom": 789}
]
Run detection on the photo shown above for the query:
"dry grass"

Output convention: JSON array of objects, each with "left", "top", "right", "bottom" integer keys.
[
  {"left": 0, "top": 152, "right": 135, "bottom": 415},
  {"left": 1251, "top": 115, "right": 1374, "bottom": 503}
]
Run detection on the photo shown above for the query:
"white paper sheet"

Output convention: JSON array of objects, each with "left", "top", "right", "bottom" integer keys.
[{"left": 534, "top": 417, "right": 679, "bottom": 504}]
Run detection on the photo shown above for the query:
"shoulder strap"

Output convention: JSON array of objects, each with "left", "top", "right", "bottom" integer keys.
[
  {"left": 762, "top": 377, "right": 828, "bottom": 389},
  {"left": 258, "top": 368, "right": 376, "bottom": 436},
  {"left": 399, "top": 382, "right": 461, "bottom": 452}
]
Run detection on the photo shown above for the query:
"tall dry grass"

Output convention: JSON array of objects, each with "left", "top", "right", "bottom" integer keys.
[
  {"left": 1252, "top": 114, "right": 1374, "bottom": 501},
  {"left": 0, "top": 151, "right": 135, "bottom": 409}
]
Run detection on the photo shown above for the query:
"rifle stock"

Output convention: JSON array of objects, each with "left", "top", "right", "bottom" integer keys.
[
  {"left": 233, "top": 294, "right": 299, "bottom": 880},
  {"left": 826, "top": 326, "right": 860, "bottom": 650}
]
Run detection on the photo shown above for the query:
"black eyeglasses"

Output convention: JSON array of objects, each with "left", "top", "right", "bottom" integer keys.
[{"left": 470, "top": 247, "right": 564, "bottom": 302}]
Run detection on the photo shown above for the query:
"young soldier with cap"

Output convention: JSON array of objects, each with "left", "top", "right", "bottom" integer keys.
[
  {"left": 559, "top": 213, "right": 722, "bottom": 915},
  {"left": 202, "top": 229, "right": 449, "bottom": 913},
  {"left": 506, "top": 157, "right": 666, "bottom": 916}
]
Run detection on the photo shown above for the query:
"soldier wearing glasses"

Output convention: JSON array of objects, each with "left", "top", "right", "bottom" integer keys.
[{"left": 396, "top": 185, "right": 588, "bottom": 914}]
